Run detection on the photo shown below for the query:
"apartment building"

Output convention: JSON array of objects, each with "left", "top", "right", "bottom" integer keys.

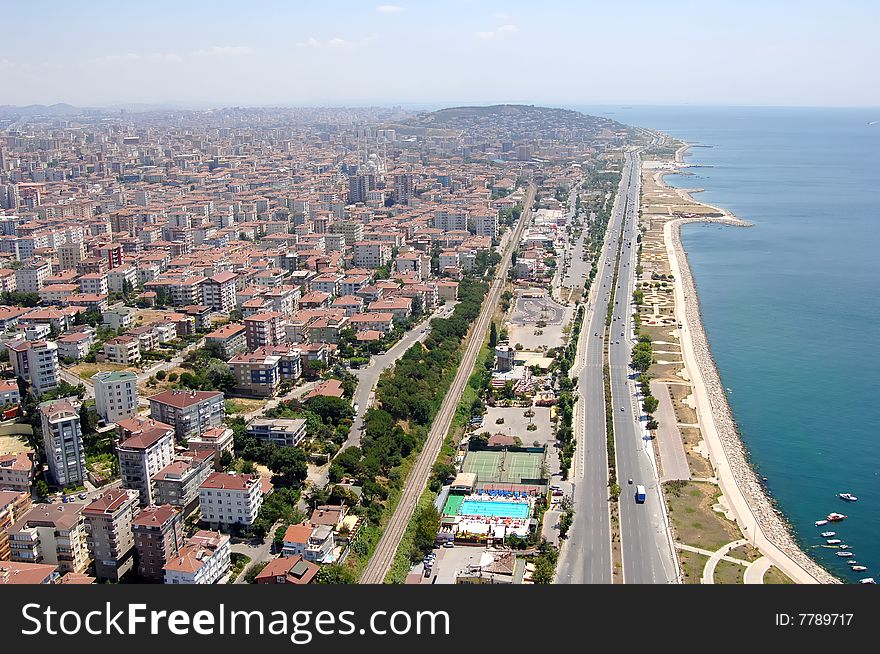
[
  {"left": 246, "top": 418, "right": 307, "bottom": 448},
  {"left": 56, "top": 330, "right": 95, "bottom": 361},
  {"left": 0, "top": 379, "right": 21, "bottom": 407},
  {"left": 353, "top": 240, "right": 391, "bottom": 269},
  {"left": 205, "top": 323, "right": 247, "bottom": 358},
  {"left": 243, "top": 311, "right": 286, "bottom": 350},
  {"left": 39, "top": 397, "right": 86, "bottom": 487},
  {"left": 198, "top": 472, "right": 263, "bottom": 528},
  {"left": 78, "top": 272, "right": 108, "bottom": 296},
  {"left": 132, "top": 504, "right": 183, "bottom": 582},
  {"left": 102, "top": 335, "right": 141, "bottom": 365},
  {"left": 348, "top": 312, "right": 395, "bottom": 334},
  {"left": 117, "top": 419, "right": 175, "bottom": 506},
  {"left": 0, "top": 490, "right": 32, "bottom": 561},
  {"left": 433, "top": 208, "right": 469, "bottom": 232},
  {"left": 14, "top": 259, "right": 52, "bottom": 293},
  {"left": 0, "top": 453, "right": 35, "bottom": 493},
  {"left": 92, "top": 370, "right": 138, "bottom": 424},
  {"left": 163, "top": 529, "right": 230, "bottom": 585},
  {"left": 82, "top": 488, "right": 139, "bottom": 581},
  {"left": 7, "top": 339, "right": 60, "bottom": 397},
  {"left": 148, "top": 389, "right": 225, "bottom": 441},
  {"left": 201, "top": 271, "right": 238, "bottom": 313},
  {"left": 254, "top": 555, "right": 319, "bottom": 585},
  {"left": 152, "top": 450, "right": 214, "bottom": 512},
  {"left": 8, "top": 502, "right": 91, "bottom": 574},
  {"left": 227, "top": 350, "right": 281, "bottom": 397},
  {"left": 472, "top": 210, "right": 500, "bottom": 241}
]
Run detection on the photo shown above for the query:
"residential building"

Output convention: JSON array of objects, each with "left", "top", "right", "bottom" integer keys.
[
  {"left": 353, "top": 240, "right": 392, "bottom": 269},
  {"left": 92, "top": 370, "right": 138, "bottom": 424},
  {"left": 148, "top": 389, "right": 225, "bottom": 441},
  {"left": 82, "top": 488, "right": 139, "bottom": 581},
  {"left": 0, "top": 560, "right": 60, "bottom": 584},
  {"left": 198, "top": 472, "right": 263, "bottom": 528},
  {"left": 0, "top": 490, "right": 32, "bottom": 560},
  {"left": 117, "top": 419, "right": 175, "bottom": 506},
  {"left": 152, "top": 451, "right": 213, "bottom": 512},
  {"left": 228, "top": 350, "right": 281, "bottom": 397},
  {"left": 246, "top": 418, "right": 307, "bottom": 448},
  {"left": 0, "top": 453, "right": 34, "bottom": 493},
  {"left": 163, "top": 530, "right": 230, "bottom": 585},
  {"left": 39, "top": 397, "right": 85, "bottom": 486},
  {"left": 201, "top": 272, "right": 238, "bottom": 313},
  {"left": 205, "top": 323, "right": 247, "bottom": 358},
  {"left": 254, "top": 555, "right": 319, "bottom": 585},
  {"left": 103, "top": 335, "right": 141, "bottom": 365},
  {"left": 56, "top": 330, "right": 95, "bottom": 361},
  {"left": 243, "top": 311, "right": 286, "bottom": 350},
  {"left": 8, "top": 502, "right": 91, "bottom": 574},
  {"left": 132, "top": 504, "right": 183, "bottom": 582},
  {"left": 8, "top": 340, "right": 60, "bottom": 397},
  {"left": 0, "top": 379, "right": 21, "bottom": 407}
]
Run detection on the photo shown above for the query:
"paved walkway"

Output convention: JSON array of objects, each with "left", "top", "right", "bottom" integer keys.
[
  {"left": 701, "top": 539, "right": 749, "bottom": 584},
  {"left": 650, "top": 381, "right": 690, "bottom": 482},
  {"left": 744, "top": 556, "right": 773, "bottom": 584}
]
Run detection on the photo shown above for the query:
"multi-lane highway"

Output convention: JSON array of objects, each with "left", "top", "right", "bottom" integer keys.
[
  {"left": 607, "top": 151, "right": 679, "bottom": 584},
  {"left": 556, "top": 160, "right": 633, "bottom": 584},
  {"left": 558, "top": 147, "right": 678, "bottom": 584}
]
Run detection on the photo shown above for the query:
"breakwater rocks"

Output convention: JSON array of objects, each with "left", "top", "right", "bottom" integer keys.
[{"left": 671, "top": 216, "right": 839, "bottom": 584}]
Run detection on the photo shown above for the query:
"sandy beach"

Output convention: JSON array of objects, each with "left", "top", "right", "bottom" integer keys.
[{"left": 660, "top": 143, "right": 838, "bottom": 584}]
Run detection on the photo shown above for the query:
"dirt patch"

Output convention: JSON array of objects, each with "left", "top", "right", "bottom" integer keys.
[
  {"left": 713, "top": 559, "right": 745, "bottom": 584},
  {"left": 0, "top": 434, "right": 32, "bottom": 454},
  {"left": 664, "top": 480, "right": 741, "bottom": 551},
  {"left": 678, "top": 549, "right": 708, "bottom": 585}
]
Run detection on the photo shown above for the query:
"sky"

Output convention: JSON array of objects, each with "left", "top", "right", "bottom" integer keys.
[{"left": 2, "top": 0, "right": 878, "bottom": 108}]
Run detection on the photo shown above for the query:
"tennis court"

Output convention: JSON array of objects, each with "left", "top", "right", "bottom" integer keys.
[
  {"left": 461, "top": 450, "right": 504, "bottom": 482},
  {"left": 460, "top": 449, "right": 545, "bottom": 484}
]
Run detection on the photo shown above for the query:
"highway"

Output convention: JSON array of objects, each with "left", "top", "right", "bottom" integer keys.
[
  {"left": 360, "top": 183, "right": 536, "bottom": 584},
  {"left": 556, "top": 162, "right": 630, "bottom": 584},
  {"left": 607, "top": 150, "right": 679, "bottom": 584}
]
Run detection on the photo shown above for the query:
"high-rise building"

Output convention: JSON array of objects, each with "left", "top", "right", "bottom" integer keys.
[
  {"left": 132, "top": 504, "right": 184, "bottom": 582},
  {"left": 116, "top": 419, "right": 175, "bottom": 506},
  {"left": 39, "top": 397, "right": 86, "bottom": 487},
  {"left": 393, "top": 173, "right": 414, "bottom": 205},
  {"left": 92, "top": 370, "right": 138, "bottom": 424},
  {"left": 82, "top": 488, "right": 139, "bottom": 581}
]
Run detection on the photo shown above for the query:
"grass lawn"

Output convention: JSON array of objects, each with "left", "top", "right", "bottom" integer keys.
[
  {"left": 713, "top": 559, "right": 746, "bottom": 584},
  {"left": 225, "top": 398, "right": 267, "bottom": 414},
  {"left": 69, "top": 361, "right": 134, "bottom": 382},
  {"left": 664, "top": 480, "right": 741, "bottom": 551},
  {"left": 678, "top": 549, "right": 709, "bottom": 584},
  {"left": 728, "top": 544, "right": 761, "bottom": 562},
  {"left": 763, "top": 566, "right": 796, "bottom": 584}
]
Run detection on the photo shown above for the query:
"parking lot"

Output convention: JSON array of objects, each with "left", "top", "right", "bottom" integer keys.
[{"left": 507, "top": 290, "right": 572, "bottom": 350}]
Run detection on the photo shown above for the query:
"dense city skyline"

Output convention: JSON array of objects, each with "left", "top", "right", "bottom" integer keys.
[{"left": 3, "top": 0, "right": 878, "bottom": 108}]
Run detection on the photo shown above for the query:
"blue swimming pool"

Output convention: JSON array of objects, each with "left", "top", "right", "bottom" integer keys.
[{"left": 459, "top": 500, "right": 531, "bottom": 519}]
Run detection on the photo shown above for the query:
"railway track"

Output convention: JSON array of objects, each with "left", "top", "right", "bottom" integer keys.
[{"left": 359, "top": 183, "right": 537, "bottom": 583}]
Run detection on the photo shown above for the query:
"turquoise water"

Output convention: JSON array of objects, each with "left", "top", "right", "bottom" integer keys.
[
  {"left": 459, "top": 500, "right": 531, "bottom": 519},
  {"left": 577, "top": 105, "right": 880, "bottom": 583}
]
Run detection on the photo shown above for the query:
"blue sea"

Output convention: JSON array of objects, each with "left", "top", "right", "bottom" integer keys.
[{"left": 577, "top": 105, "right": 880, "bottom": 583}]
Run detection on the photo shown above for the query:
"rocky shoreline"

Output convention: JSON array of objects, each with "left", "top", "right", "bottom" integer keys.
[{"left": 669, "top": 217, "right": 839, "bottom": 584}]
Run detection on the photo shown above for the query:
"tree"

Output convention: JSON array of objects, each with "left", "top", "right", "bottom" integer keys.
[
  {"left": 34, "top": 479, "right": 50, "bottom": 500},
  {"left": 642, "top": 395, "right": 659, "bottom": 415},
  {"left": 267, "top": 447, "right": 308, "bottom": 488},
  {"left": 305, "top": 395, "right": 353, "bottom": 426},
  {"left": 316, "top": 564, "right": 357, "bottom": 584},
  {"left": 409, "top": 505, "right": 441, "bottom": 560},
  {"left": 489, "top": 321, "right": 498, "bottom": 348}
]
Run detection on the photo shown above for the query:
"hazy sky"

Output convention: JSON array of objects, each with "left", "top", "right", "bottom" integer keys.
[{"left": 2, "top": 0, "right": 878, "bottom": 108}]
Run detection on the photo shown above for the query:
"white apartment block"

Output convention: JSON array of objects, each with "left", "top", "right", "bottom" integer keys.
[
  {"left": 92, "top": 370, "right": 138, "bottom": 424},
  {"left": 163, "top": 530, "right": 230, "bottom": 585},
  {"left": 198, "top": 472, "right": 263, "bottom": 528}
]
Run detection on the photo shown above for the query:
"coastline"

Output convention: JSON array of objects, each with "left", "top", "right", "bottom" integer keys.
[{"left": 659, "top": 143, "right": 839, "bottom": 584}]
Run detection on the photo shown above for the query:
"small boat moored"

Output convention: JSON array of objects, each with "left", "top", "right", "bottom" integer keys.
[
  {"left": 837, "top": 551, "right": 854, "bottom": 557},
  {"left": 826, "top": 539, "right": 841, "bottom": 545},
  {"left": 827, "top": 513, "right": 847, "bottom": 522},
  {"left": 820, "top": 531, "right": 836, "bottom": 537},
  {"left": 860, "top": 578, "right": 876, "bottom": 585},
  {"left": 838, "top": 493, "right": 858, "bottom": 502},
  {"left": 815, "top": 520, "right": 828, "bottom": 526},
  {"left": 851, "top": 566, "right": 867, "bottom": 572}
]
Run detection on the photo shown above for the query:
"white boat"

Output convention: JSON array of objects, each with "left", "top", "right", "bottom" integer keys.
[
  {"left": 851, "top": 565, "right": 867, "bottom": 572},
  {"left": 837, "top": 551, "right": 854, "bottom": 557},
  {"left": 860, "top": 578, "right": 876, "bottom": 584},
  {"left": 827, "top": 513, "right": 847, "bottom": 522},
  {"left": 838, "top": 493, "right": 858, "bottom": 502},
  {"left": 847, "top": 560, "right": 859, "bottom": 565},
  {"left": 815, "top": 520, "right": 828, "bottom": 526},
  {"left": 826, "top": 539, "right": 841, "bottom": 545},
  {"left": 820, "top": 531, "right": 836, "bottom": 537}
]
